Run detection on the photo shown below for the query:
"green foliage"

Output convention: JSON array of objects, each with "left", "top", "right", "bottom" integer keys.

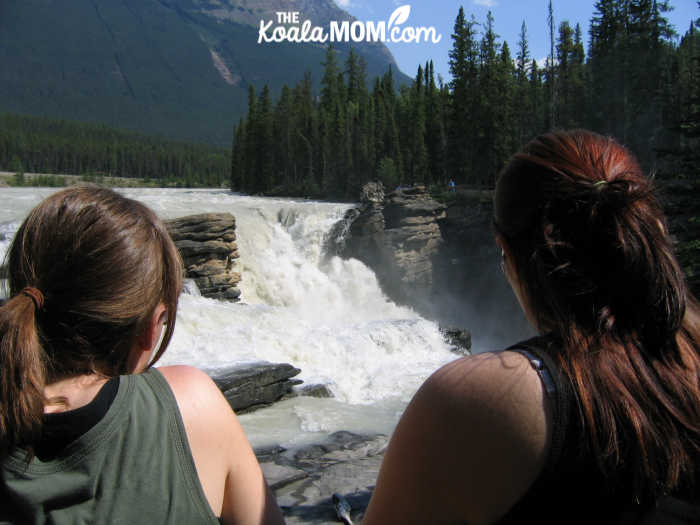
[
  {"left": 231, "top": 44, "right": 447, "bottom": 200},
  {"left": 231, "top": 2, "right": 698, "bottom": 199},
  {"left": 377, "top": 157, "right": 399, "bottom": 189},
  {"left": 0, "top": 113, "right": 230, "bottom": 187},
  {"left": 11, "top": 172, "right": 25, "bottom": 186}
]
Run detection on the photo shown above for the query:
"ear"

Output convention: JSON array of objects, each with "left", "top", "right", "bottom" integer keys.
[{"left": 127, "top": 303, "right": 167, "bottom": 373}]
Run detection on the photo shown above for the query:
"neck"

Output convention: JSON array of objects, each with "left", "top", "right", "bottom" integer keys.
[{"left": 43, "top": 374, "right": 109, "bottom": 414}]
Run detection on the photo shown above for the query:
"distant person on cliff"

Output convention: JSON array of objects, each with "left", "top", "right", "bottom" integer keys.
[
  {"left": 0, "top": 187, "right": 284, "bottom": 524},
  {"left": 362, "top": 129, "right": 700, "bottom": 524}
]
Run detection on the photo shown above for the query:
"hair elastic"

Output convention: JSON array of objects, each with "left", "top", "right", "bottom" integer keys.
[
  {"left": 593, "top": 180, "right": 607, "bottom": 188},
  {"left": 21, "top": 287, "right": 45, "bottom": 310}
]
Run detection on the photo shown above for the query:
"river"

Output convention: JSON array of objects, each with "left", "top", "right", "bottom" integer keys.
[{"left": 1, "top": 187, "right": 457, "bottom": 450}]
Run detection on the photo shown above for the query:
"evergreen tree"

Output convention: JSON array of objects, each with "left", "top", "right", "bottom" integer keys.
[
  {"left": 556, "top": 21, "right": 576, "bottom": 128},
  {"left": 476, "top": 11, "right": 500, "bottom": 185},
  {"left": 547, "top": 0, "right": 556, "bottom": 129},
  {"left": 448, "top": 7, "right": 478, "bottom": 184},
  {"left": 516, "top": 21, "right": 533, "bottom": 145},
  {"left": 244, "top": 84, "right": 258, "bottom": 192},
  {"left": 409, "top": 65, "right": 428, "bottom": 184}
]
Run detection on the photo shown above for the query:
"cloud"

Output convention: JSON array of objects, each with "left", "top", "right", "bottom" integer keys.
[
  {"left": 335, "top": 0, "right": 352, "bottom": 7},
  {"left": 473, "top": 0, "right": 499, "bottom": 7}
]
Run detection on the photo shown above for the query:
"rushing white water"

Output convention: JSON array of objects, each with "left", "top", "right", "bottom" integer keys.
[{"left": 1, "top": 188, "right": 457, "bottom": 448}]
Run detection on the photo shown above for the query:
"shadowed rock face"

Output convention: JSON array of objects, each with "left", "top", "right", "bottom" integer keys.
[
  {"left": 342, "top": 184, "right": 445, "bottom": 311},
  {"left": 165, "top": 213, "right": 242, "bottom": 301},
  {"left": 342, "top": 183, "right": 530, "bottom": 349}
]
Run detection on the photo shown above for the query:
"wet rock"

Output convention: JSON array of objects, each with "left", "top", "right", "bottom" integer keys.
[
  {"left": 258, "top": 432, "right": 388, "bottom": 525},
  {"left": 208, "top": 362, "right": 302, "bottom": 413},
  {"left": 262, "top": 463, "right": 310, "bottom": 491},
  {"left": 282, "top": 384, "right": 334, "bottom": 401},
  {"left": 296, "top": 384, "right": 333, "bottom": 399},
  {"left": 440, "top": 326, "right": 472, "bottom": 355},
  {"left": 165, "top": 213, "right": 241, "bottom": 301}
]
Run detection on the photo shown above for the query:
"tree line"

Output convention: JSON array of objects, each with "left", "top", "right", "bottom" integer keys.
[
  {"left": 0, "top": 113, "right": 231, "bottom": 187},
  {"left": 231, "top": 0, "right": 699, "bottom": 199}
]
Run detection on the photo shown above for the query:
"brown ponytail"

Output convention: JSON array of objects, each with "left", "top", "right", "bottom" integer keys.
[
  {"left": 0, "top": 187, "right": 183, "bottom": 458},
  {"left": 494, "top": 130, "right": 700, "bottom": 501},
  {"left": 0, "top": 291, "right": 46, "bottom": 458}
]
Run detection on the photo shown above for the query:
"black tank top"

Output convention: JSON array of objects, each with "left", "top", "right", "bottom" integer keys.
[
  {"left": 497, "top": 336, "right": 700, "bottom": 524},
  {"left": 36, "top": 376, "right": 119, "bottom": 461}
]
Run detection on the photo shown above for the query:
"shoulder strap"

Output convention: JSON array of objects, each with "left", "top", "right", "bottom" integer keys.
[{"left": 505, "top": 336, "right": 573, "bottom": 485}]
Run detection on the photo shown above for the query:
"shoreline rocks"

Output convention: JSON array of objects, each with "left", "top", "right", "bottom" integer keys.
[
  {"left": 258, "top": 431, "right": 387, "bottom": 524},
  {"left": 209, "top": 362, "right": 303, "bottom": 413},
  {"left": 207, "top": 362, "right": 335, "bottom": 414}
]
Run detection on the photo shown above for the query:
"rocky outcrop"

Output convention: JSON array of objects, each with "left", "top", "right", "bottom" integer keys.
[
  {"left": 209, "top": 362, "right": 302, "bottom": 413},
  {"left": 440, "top": 326, "right": 472, "bottom": 355},
  {"left": 165, "top": 213, "right": 242, "bottom": 301},
  {"left": 343, "top": 183, "right": 445, "bottom": 310},
  {"left": 342, "top": 183, "right": 529, "bottom": 348},
  {"left": 258, "top": 431, "right": 387, "bottom": 524}
]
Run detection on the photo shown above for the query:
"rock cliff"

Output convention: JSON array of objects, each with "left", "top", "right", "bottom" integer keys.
[
  {"left": 342, "top": 183, "right": 531, "bottom": 348},
  {"left": 342, "top": 183, "right": 446, "bottom": 312},
  {"left": 165, "top": 213, "right": 242, "bottom": 301}
]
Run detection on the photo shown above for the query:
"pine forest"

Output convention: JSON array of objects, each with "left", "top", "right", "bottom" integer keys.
[{"left": 232, "top": 0, "right": 700, "bottom": 199}]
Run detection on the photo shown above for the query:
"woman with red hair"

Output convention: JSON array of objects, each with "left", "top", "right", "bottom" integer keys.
[{"left": 363, "top": 129, "right": 700, "bottom": 523}]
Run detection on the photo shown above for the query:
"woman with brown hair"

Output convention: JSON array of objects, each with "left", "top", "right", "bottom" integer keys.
[
  {"left": 362, "top": 129, "right": 700, "bottom": 524},
  {"left": 0, "top": 187, "right": 284, "bottom": 524}
]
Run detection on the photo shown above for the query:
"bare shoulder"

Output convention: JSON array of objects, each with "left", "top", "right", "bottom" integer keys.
[
  {"left": 157, "top": 365, "right": 285, "bottom": 524},
  {"left": 363, "top": 351, "right": 551, "bottom": 525},
  {"left": 157, "top": 364, "right": 220, "bottom": 397},
  {"left": 423, "top": 350, "right": 547, "bottom": 417},
  {"left": 156, "top": 364, "right": 241, "bottom": 447}
]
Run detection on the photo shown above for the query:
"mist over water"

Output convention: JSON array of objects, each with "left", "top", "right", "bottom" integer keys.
[{"left": 2, "top": 188, "right": 457, "bottom": 448}]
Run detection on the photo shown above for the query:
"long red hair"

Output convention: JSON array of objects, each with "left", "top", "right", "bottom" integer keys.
[{"left": 494, "top": 129, "right": 700, "bottom": 500}]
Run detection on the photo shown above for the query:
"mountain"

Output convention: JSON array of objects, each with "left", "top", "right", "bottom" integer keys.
[{"left": 0, "top": 0, "right": 410, "bottom": 146}]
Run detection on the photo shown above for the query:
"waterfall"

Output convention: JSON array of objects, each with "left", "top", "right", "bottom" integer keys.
[{"left": 1, "top": 188, "right": 457, "bottom": 447}]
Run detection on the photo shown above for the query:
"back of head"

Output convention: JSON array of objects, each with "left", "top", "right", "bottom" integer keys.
[
  {"left": 0, "top": 186, "right": 183, "bottom": 456},
  {"left": 494, "top": 129, "right": 700, "bottom": 501},
  {"left": 494, "top": 129, "right": 686, "bottom": 347}
]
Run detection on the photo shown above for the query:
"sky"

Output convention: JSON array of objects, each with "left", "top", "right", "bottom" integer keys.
[{"left": 331, "top": 0, "right": 699, "bottom": 83}]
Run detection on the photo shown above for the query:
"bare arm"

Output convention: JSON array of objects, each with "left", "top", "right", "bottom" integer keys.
[
  {"left": 159, "top": 365, "right": 285, "bottom": 525},
  {"left": 362, "top": 351, "right": 550, "bottom": 525}
]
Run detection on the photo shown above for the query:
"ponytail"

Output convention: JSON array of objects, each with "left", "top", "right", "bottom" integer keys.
[
  {"left": 1, "top": 187, "right": 183, "bottom": 459},
  {"left": 495, "top": 129, "right": 700, "bottom": 501},
  {"left": 0, "top": 287, "right": 47, "bottom": 458}
]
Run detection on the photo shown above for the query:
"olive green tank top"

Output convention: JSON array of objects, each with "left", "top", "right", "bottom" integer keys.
[{"left": 0, "top": 368, "right": 220, "bottom": 524}]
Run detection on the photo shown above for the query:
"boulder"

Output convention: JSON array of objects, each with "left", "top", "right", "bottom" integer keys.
[
  {"left": 208, "top": 362, "right": 302, "bottom": 413},
  {"left": 281, "top": 383, "right": 334, "bottom": 402},
  {"left": 165, "top": 213, "right": 241, "bottom": 301},
  {"left": 440, "top": 326, "right": 472, "bottom": 356}
]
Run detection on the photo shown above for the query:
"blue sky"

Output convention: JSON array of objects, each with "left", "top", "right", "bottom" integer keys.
[{"left": 332, "top": 0, "right": 699, "bottom": 83}]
